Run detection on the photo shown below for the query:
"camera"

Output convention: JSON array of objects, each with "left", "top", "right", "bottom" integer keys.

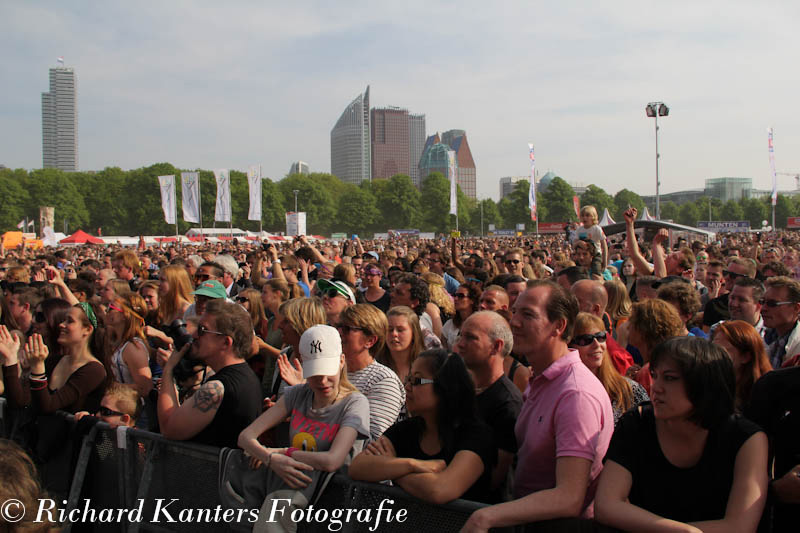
[{"left": 163, "top": 319, "right": 194, "bottom": 351}]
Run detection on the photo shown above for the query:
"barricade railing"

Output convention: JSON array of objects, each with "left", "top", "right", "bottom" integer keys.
[{"left": 0, "top": 398, "right": 597, "bottom": 532}]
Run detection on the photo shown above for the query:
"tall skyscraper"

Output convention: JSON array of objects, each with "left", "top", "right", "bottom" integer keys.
[
  {"left": 42, "top": 64, "right": 78, "bottom": 171},
  {"left": 331, "top": 86, "right": 371, "bottom": 185},
  {"left": 408, "top": 114, "right": 426, "bottom": 188},
  {"left": 419, "top": 130, "right": 477, "bottom": 198},
  {"left": 371, "top": 107, "right": 410, "bottom": 180}
]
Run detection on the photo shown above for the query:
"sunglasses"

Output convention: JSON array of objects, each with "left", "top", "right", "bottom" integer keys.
[
  {"left": 194, "top": 273, "right": 211, "bottom": 281},
  {"left": 98, "top": 406, "right": 126, "bottom": 417},
  {"left": 337, "top": 324, "right": 367, "bottom": 335},
  {"left": 505, "top": 259, "right": 521, "bottom": 265},
  {"left": 570, "top": 331, "right": 608, "bottom": 346},
  {"left": 404, "top": 375, "right": 435, "bottom": 387},
  {"left": 197, "top": 324, "right": 226, "bottom": 337},
  {"left": 723, "top": 270, "right": 745, "bottom": 279},
  {"left": 321, "top": 288, "right": 344, "bottom": 299},
  {"left": 758, "top": 299, "right": 795, "bottom": 308},
  {"left": 454, "top": 293, "right": 469, "bottom": 300},
  {"left": 236, "top": 296, "right": 248, "bottom": 303}
]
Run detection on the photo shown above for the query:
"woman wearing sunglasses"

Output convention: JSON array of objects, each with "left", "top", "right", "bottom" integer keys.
[
  {"left": 349, "top": 349, "right": 494, "bottom": 504},
  {"left": 570, "top": 313, "right": 648, "bottom": 425},
  {"left": 362, "top": 264, "right": 391, "bottom": 313},
  {"left": 595, "top": 337, "right": 768, "bottom": 532},
  {"left": 441, "top": 284, "right": 480, "bottom": 351},
  {"left": 106, "top": 293, "right": 152, "bottom": 400}
]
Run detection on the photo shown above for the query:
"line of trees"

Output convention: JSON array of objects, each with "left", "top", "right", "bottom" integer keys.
[{"left": 0, "top": 164, "right": 796, "bottom": 236}]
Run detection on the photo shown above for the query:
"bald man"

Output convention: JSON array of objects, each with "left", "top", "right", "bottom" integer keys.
[{"left": 571, "top": 279, "right": 634, "bottom": 375}]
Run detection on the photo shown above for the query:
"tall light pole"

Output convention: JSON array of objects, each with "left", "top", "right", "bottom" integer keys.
[
  {"left": 646, "top": 102, "right": 669, "bottom": 220},
  {"left": 293, "top": 190, "right": 299, "bottom": 212}
]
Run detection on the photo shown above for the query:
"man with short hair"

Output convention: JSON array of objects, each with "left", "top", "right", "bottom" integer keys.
[
  {"left": 703, "top": 257, "right": 755, "bottom": 331},
  {"left": 158, "top": 300, "right": 262, "bottom": 448},
  {"left": 7, "top": 286, "right": 41, "bottom": 337},
  {"left": 556, "top": 266, "right": 589, "bottom": 292},
  {"left": 113, "top": 250, "right": 140, "bottom": 290},
  {"left": 193, "top": 261, "right": 224, "bottom": 288},
  {"left": 762, "top": 276, "right": 800, "bottom": 368},
  {"left": 391, "top": 273, "right": 441, "bottom": 349},
  {"left": 454, "top": 311, "right": 521, "bottom": 502},
  {"left": 504, "top": 248, "right": 525, "bottom": 278},
  {"left": 427, "top": 249, "right": 460, "bottom": 294},
  {"left": 479, "top": 285, "right": 509, "bottom": 311},
  {"left": 463, "top": 281, "right": 613, "bottom": 529},
  {"left": 76, "top": 382, "right": 141, "bottom": 428},
  {"left": 723, "top": 277, "right": 766, "bottom": 338},
  {"left": 95, "top": 268, "right": 116, "bottom": 294},
  {"left": 503, "top": 276, "right": 527, "bottom": 309},
  {"left": 213, "top": 254, "right": 243, "bottom": 298}
]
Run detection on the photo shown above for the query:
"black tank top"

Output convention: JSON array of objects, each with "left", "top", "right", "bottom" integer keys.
[{"left": 193, "top": 362, "right": 262, "bottom": 448}]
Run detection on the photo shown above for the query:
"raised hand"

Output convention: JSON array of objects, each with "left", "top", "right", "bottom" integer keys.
[
  {"left": 0, "top": 325, "right": 21, "bottom": 366},
  {"left": 24, "top": 333, "right": 49, "bottom": 364},
  {"left": 277, "top": 353, "right": 304, "bottom": 386}
]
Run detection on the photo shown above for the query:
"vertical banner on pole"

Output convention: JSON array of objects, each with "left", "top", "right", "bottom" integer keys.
[
  {"left": 573, "top": 196, "right": 581, "bottom": 219},
  {"left": 181, "top": 172, "right": 201, "bottom": 223},
  {"left": 768, "top": 128, "right": 777, "bottom": 206},
  {"left": 158, "top": 175, "right": 177, "bottom": 225},
  {"left": 247, "top": 165, "right": 262, "bottom": 221},
  {"left": 448, "top": 150, "right": 457, "bottom": 216},
  {"left": 528, "top": 144, "right": 537, "bottom": 221},
  {"left": 214, "top": 169, "right": 232, "bottom": 222}
]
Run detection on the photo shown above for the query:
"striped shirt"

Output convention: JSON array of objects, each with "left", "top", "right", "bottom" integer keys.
[{"left": 348, "top": 361, "right": 406, "bottom": 441}]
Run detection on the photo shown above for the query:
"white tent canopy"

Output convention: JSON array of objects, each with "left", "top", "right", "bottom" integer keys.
[
  {"left": 599, "top": 208, "right": 616, "bottom": 226},
  {"left": 639, "top": 206, "right": 656, "bottom": 221}
]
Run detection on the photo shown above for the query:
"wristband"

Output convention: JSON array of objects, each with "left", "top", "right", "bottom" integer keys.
[{"left": 285, "top": 447, "right": 298, "bottom": 458}]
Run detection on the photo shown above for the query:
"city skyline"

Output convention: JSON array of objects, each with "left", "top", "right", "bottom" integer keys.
[{"left": 2, "top": 2, "right": 800, "bottom": 200}]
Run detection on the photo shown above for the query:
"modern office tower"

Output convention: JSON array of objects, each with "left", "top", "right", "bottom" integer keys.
[
  {"left": 418, "top": 139, "right": 453, "bottom": 185},
  {"left": 289, "top": 161, "right": 310, "bottom": 175},
  {"left": 331, "top": 86, "right": 371, "bottom": 185},
  {"left": 443, "top": 129, "right": 477, "bottom": 199},
  {"left": 408, "top": 113, "right": 426, "bottom": 187},
  {"left": 371, "top": 107, "right": 410, "bottom": 180},
  {"left": 42, "top": 65, "right": 78, "bottom": 171},
  {"left": 500, "top": 176, "right": 527, "bottom": 199}
]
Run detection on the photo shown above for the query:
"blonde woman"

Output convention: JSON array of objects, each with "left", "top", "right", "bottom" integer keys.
[
  {"left": 604, "top": 279, "right": 632, "bottom": 347},
  {"left": 269, "top": 297, "right": 326, "bottom": 400},
  {"left": 156, "top": 265, "right": 194, "bottom": 327},
  {"left": 379, "top": 306, "right": 424, "bottom": 384}
]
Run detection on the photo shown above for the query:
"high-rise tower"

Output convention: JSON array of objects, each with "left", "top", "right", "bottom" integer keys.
[
  {"left": 331, "top": 86, "right": 371, "bottom": 185},
  {"left": 408, "top": 114, "right": 426, "bottom": 188},
  {"left": 42, "top": 64, "right": 78, "bottom": 171}
]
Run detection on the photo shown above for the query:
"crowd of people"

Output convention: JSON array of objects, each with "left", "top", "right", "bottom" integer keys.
[{"left": 1, "top": 204, "right": 799, "bottom": 532}]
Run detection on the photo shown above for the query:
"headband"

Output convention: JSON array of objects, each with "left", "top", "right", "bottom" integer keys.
[{"left": 77, "top": 302, "right": 98, "bottom": 329}]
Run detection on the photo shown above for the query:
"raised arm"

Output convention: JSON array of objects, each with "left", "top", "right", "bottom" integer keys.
[
  {"left": 651, "top": 229, "right": 669, "bottom": 279},
  {"left": 623, "top": 208, "right": 654, "bottom": 275}
]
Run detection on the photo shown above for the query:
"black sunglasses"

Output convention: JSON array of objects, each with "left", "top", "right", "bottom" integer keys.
[
  {"left": 337, "top": 324, "right": 367, "bottom": 335},
  {"left": 505, "top": 259, "right": 521, "bottom": 265},
  {"left": 98, "top": 406, "right": 126, "bottom": 417},
  {"left": 570, "top": 331, "right": 607, "bottom": 346},
  {"left": 321, "top": 288, "right": 343, "bottom": 299},
  {"left": 759, "top": 298, "right": 794, "bottom": 308}
]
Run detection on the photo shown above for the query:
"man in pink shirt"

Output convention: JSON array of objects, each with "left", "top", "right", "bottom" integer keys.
[{"left": 463, "top": 280, "right": 614, "bottom": 532}]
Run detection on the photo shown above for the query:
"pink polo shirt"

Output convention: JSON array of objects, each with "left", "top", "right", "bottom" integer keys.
[{"left": 514, "top": 349, "right": 613, "bottom": 517}]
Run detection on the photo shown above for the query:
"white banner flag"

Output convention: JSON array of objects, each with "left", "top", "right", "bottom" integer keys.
[
  {"left": 214, "top": 169, "right": 232, "bottom": 222},
  {"left": 158, "top": 175, "right": 177, "bottom": 225},
  {"left": 181, "top": 172, "right": 201, "bottom": 223},
  {"left": 448, "top": 150, "right": 457, "bottom": 216},
  {"left": 768, "top": 128, "right": 777, "bottom": 206},
  {"left": 247, "top": 165, "right": 262, "bottom": 221},
  {"left": 528, "top": 143, "right": 537, "bottom": 221}
]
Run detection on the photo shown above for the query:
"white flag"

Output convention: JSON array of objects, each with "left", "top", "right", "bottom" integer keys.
[
  {"left": 768, "top": 128, "right": 777, "bottom": 206},
  {"left": 448, "top": 150, "right": 457, "bottom": 216},
  {"left": 181, "top": 172, "right": 201, "bottom": 223},
  {"left": 214, "top": 169, "right": 232, "bottom": 222},
  {"left": 16, "top": 220, "right": 25, "bottom": 229},
  {"left": 158, "top": 175, "right": 177, "bottom": 225},
  {"left": 528, "top": 143, "right": 537, "bottom": 221},
  {"left": 247, "top": 165, "right": 262, "bottom": 221}
]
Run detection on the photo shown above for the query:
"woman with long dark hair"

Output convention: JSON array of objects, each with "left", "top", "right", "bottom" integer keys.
[
  {"left": 595, "top": 337, "right": 768, "bottom": 531},
  {"left": 349, "top": 349, "right": 495, "bottom": 504},
  {"left": 32, "top": 298, "right": 72, "bottom": 375}
]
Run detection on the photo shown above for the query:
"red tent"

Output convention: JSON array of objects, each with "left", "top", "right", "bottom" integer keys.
[{"left": 59, "top": 230, "right": 105, "bottom": 245}]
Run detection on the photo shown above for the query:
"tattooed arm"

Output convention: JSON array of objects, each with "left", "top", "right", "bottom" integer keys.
[{"left": 157, "top": 347, "right": 225, "bottom": 440}]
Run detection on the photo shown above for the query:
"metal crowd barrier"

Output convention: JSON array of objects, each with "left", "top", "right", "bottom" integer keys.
[{"left": 0, "top": 398, "right": 597, "bottom": 532}]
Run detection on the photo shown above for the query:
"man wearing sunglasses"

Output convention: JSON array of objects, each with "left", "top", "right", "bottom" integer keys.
[
  {"left": 503, "top": 249, "right": 526, "bottom": 279},
  {"left": 158, "top": 300, "right": 262, "bottom": 448},
  {"left": 75, "top": 382, "right": 141, "bottom": 429},
  {"left": 762, "top": 276, "right": 800, "bottom": 368}
]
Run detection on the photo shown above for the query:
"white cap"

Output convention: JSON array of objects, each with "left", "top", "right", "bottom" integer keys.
[{"left": 299, "top": 325, "right": 343, "bottom": 378}]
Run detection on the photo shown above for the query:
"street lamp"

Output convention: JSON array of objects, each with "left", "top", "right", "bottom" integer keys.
[
  {"left": 293, "top": 190, "right": 299, "bottom": 213},
  {"left": 645, "top": 102, "right": 669, "bottom": 220}
]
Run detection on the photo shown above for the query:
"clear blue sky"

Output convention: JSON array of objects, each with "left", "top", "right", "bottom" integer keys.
[{"left": 2, "top": 1, "right": 799, "bottom": 200}]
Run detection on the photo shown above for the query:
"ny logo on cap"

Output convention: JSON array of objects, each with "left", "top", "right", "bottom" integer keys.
[{"left": 310, "top": 340, "right": 322, "bottom": 353}]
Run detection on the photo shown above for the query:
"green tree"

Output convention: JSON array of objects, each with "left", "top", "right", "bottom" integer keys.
[
  {"left": 277, "top": 174, "right": 337, "bottom": 234},
  {"left": 468, "top": 198, "right": 503, "bottom": 235},
  {"left": 120, "top": 163, "right": 180, "bottom": 235},
  {"left": 80, "top": 167, "right": 129, "bottom": 235},
  {"left": 498, "top": 180, "right": 543, "bottom": 231},
  {"left": 660, "top": 201, "right": 679, "bottom": 222},
  {"left": 261, "top": 178, "right": 286, "bottom": 232},
  {"left": 419, "top": 172, "right": 467, "bottom": 233},
  {"left": 26, "top": 168, "right": 89, "bottom": 232},
  {"left": 0, "top": 168, "right": 31, "bottom": 231},
  {"left": 741, "top": 197, "right": 769, "bottom": 229},
  {"left": 335, "top": 184, "right": 379, "bottom": 235},
  {"left": 677, "top": 202, "right": 700, "bottom": 227},
  {"left": 541, "top": 177, "right": 577, "bottom": 223},
  {"left": 719, "top": 200, "right": 744, "bottom": 222},
  {"left": 613, "top": 189, "right": 645, "bottom": 221},
  {"left": 370, "top": 174, "right": 421, "bottom": 230},
  {"left": 579, "top": 185, "right": 615, "bottom": 219},
  {"left": 775, "top": 194, "right": 793, "bottom": 229}
]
